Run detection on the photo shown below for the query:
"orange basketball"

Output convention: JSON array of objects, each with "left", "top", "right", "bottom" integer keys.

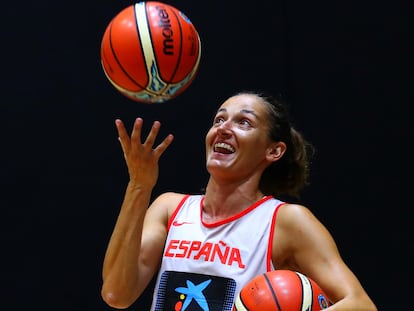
[
  {"left": 100, "top": 1, "right": 201, "bottom": 103},
  {"left": 233, "top": 270, "right": 331, "bottom": 311}
]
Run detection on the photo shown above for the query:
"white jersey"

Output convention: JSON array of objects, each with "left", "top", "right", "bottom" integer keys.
[{"left": 150, "top": 194, "right": 285, "bottom": 311}]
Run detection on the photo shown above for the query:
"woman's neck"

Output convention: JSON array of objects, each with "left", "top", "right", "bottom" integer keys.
[{"left": 202, "top": 178, "right": 263, "bottom": 222}]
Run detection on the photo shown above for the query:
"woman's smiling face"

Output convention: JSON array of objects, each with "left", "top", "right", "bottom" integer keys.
[{"left": 205, "top": 93, "right": 274, "bottom": 180}]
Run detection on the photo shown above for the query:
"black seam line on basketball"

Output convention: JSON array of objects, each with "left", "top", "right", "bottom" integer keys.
[
  {"left": 107, "top": 6, "right": 150, "bottom": 93},
  {"left": 239, "top": 294, "right": 248, "bottom": 310},
  {"left": 310, "top": 278, "right": 315, "bottom": 309},
  {"left": 264, "top": 273, "right": 282, "bottom": 311},
  {"left": 166, "top": 8, "right": 183, "bottom": 83},
  {"left": 295, "top": 273, "right": 306, "bottom": 310}
]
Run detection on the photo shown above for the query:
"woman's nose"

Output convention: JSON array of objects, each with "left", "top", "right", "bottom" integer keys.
[{"left": 217, "top": 121, "right": 232, "bottom": 135}]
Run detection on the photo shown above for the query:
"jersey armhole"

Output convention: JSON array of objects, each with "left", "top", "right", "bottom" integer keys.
[
  {"left": 266, "top": 202, "right": 286, "bottom": 271},
  {"left": 166, "top": 194, "right": 191, "bottom": 231}
]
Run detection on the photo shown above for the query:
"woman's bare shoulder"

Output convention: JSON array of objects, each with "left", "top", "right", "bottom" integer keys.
[
  {"left": 149, "top": 192, "right": 191, "bottom": 214},
  {"left": 272, "top": 203, "right": 334, "bottom": 267},
  {"left": 153, "top": 192, "right": 191, "bottom": 204},
  {"left": 277, "top": 202, "right": 317, "bottom": 224},
  {"left": 155, "top": 191, "right": 188, "bottom": 201}
]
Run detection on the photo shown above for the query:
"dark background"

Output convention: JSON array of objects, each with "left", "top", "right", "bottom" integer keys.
[{"left": 2, "top": 0, "right": 411, "bottom": 309}]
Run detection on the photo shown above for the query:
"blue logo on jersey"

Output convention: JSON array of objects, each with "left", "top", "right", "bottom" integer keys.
[{"left": 175, "top": 279, "right": 212, "bottom": 311}]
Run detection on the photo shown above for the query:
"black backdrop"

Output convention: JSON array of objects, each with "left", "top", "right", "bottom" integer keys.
[{"left": 2, "top": 0, "right": 411, "bottom": 309}]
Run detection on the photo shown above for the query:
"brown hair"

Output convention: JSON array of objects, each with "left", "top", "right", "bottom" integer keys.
[{"left": 237, "top": 91, "right": 314, "bottom": 198}]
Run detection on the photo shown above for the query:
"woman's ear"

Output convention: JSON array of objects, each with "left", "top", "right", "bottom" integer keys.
[{"left": 266, "top": 141, "right": 286, "bottom": 162}]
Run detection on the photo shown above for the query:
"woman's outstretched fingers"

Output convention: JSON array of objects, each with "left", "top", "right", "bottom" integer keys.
[
  {"left": 143, "top": 121, "right": 161, "bottom": 147},
  {"left": 142, "top": 121, "right": 174, "bottom": 158},
  {"left": 130, "top": 118, "right": 144, "bottom": 146},
  {"left": 153, "top": 134, "right": 174, "bottom": 159},
  {"left": 115, "top": 119, "right": 130, "bottom": 154},
  {"left": 115, "top": 119, "right": 126, "bottom": 138},
  {"left": 115, "top": 117, "right": 174, "bottom": 163}
]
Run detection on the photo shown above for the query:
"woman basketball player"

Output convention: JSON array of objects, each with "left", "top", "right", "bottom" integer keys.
[{"left": 101, "top": 91, "right": 377, "bottom": 311}]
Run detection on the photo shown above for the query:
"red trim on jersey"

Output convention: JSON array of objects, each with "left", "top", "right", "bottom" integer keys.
[
  {"left": 167, "top": 194, "right": 191, "bottom": 231},
  {"left": 266, "top": 202, "right": 286, "bottom": 271},
  {"left": 200, "top": 195, "right": 275, "bottom": 228}
]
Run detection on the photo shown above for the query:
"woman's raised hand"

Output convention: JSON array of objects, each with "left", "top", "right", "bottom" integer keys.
[{"left": 115, "top": 118, "right": 174, "bottom": 189}]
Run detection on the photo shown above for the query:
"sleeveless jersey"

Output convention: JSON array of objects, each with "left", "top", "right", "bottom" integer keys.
[{"left": 150, "top": 194, "right": 285, "bottom": 311}]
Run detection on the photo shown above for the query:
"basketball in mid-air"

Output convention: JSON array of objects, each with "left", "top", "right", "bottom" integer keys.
[
  {"left": 233, "top": 270, "right": 331, "bottom": 311},
  {"left": 100, "top": 1, "right": 201, "bottom": 103}
]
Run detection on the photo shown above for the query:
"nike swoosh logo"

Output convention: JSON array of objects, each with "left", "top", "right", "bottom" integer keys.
[{"left": 172, "top": 220, "right": 194, "bottom": 226}]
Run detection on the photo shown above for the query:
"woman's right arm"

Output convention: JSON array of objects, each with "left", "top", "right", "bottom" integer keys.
[
  {"left": 101, "top": 118, "right": 174, "bottom": 308},
  {"left": 101, "top": 188, "right": 183, "bottom": 308}
]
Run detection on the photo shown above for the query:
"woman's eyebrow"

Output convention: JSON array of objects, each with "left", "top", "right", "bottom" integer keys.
[
  {"left": 240, "top": 109, "right": 258, "bottom": 118},
  {"left": 216, "top": 108, "right": 258, "bottom": 119}
]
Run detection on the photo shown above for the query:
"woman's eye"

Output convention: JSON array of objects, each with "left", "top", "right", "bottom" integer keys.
[
  {"left": 214, "top": 117, "right": 224, "bottom": 124},
  {"left": 240, "top": 119, "right": 251, "bottom": 126}
]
